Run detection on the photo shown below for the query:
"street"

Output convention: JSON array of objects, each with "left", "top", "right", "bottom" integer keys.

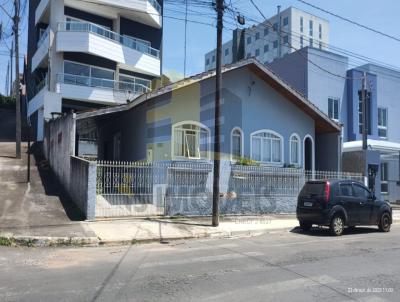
[{"left": 1, "top": 225, "right": 399, "bottom": 302}]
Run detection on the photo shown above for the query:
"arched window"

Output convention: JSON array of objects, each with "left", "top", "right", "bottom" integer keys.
[
  {"left": 251, "top": 130, "right": 283, "bottom": 165},
  {"left": 172, "top": 121, "right": 210, "bottom": 160},
  {"left": 231, "top": 127, "right": 243, "bottom": 161},
  {"left": 289, "top": 134, "right": 301, "bottom": 166}
]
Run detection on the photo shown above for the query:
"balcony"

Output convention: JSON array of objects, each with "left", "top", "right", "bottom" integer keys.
[
  {"left": 31, "top": 27, "right": 50, "bottom": 72},
  {"left": 64, "top": 0, "right": 162, "bottom": 28},
  {"left": 28, "top": 81, "right": 62, "bottom": 119},
  {"left": 56, "top": 73, "right": 150, "bottom": 105},
  {"left": 35, "top": 0, "right": 50, "bottom": 25},
  {"left": 56, "top": 22, "right": 161, "bottom": 76}
]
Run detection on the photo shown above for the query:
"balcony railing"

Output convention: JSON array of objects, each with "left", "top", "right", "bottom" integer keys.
[
  {"left": 149, "top": 0, "right": 161, "bottom": 13},
  {"left": 58, "top": 22, "right": 160, "bottom": 58},
  {"left": 57, "top": 73, "right": 151, "bottom": 94},
  {"left": 37, "top": 27, "right": 50, "bottom": 49}
]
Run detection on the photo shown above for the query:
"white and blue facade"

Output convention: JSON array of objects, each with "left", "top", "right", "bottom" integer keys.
[
  {"left": 26, "top": 0, "right": 163, "bottom": 140},
  {"left": 269, "top": 46, "right": 400, "bottom": 203}
]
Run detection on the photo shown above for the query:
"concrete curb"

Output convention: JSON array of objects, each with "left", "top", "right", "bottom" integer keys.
[{"left": 0, "top": 234, "right": 99, "bottom": 247}]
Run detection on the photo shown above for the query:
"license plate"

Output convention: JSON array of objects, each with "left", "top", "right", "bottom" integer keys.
[{"left": 304, "top": 202, "right": 313, "bottom": 207}]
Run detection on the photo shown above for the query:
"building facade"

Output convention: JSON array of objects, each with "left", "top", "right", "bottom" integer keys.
[
  {"left": 204, "top": 6, "right": 330, "bottom": 71},
  {"left": 268, "top": 46, "right": 400, "bottom": 203},
  {"left": 26, "top": 0, "right": 163, "bottom": 140}
]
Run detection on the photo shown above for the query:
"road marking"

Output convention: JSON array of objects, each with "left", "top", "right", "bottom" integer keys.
[
  {"left": 141, "top": 251, "right": 264, "bottom": 268},
  {"left": 203, "top": 275, "right": 339, "bottom": 301}
]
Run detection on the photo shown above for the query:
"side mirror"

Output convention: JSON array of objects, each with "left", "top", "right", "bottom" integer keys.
[{"left": 369, "top": 194, "right": 376, "bottom": 201}]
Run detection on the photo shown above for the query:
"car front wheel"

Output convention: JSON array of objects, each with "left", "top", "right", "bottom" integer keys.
[
  {"left": 330, "top": 215, "right": 344, "bottom": 236},
  {"left": 378, "top": 212, "right": 391, "bottom": 232}
]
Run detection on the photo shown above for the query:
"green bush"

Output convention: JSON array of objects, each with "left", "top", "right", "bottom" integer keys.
[
  {"left": 0, "top": 96, "right": 16, "bottom": 108},
  {"left": 234, "top": 157, "right": 260, "bottom": 166}
]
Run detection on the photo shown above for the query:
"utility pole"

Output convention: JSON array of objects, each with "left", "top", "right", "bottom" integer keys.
[
  {"left": 10, "top": 41, "right": 13, "bottom": 95},
  {"left": 362, "top": 72, "right": 367, "bottom": 151},
  {"left": 277, "top": 5, "right": 281, "bottom": 59},
  {"left": 212, "top": 0, "right": 224, "bottom": 227},
  {"left": 14, "top": 0, "right": 21, "bottom": 159},
  {"left": 5, "top": 61, "right": 9, "bottom": 96}
]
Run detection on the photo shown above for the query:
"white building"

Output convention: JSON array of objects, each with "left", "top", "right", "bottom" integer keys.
[
  {"left": 205, "top": 6, "right": 330, "bottom": 71},
  {"left": 27, "top": 0, "right": 163, "bottom": 140}
]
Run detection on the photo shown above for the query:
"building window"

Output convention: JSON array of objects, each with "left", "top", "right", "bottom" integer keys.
[
  {"left": 309, "top": 38, "right": 313, "bottom": 48},
  {"left": 231, "top": 128, "right": 243, "bottom": 161},
  {"left": 273, "top": 22, "right": 278, "bottom": 31},
  {"left": 378, "top": 107, "right": 388, "bottom": 138},
  {"left": 283, "top": 17, "right": 289, "bottom": 26},
  {"left": 264, "top": 27, "right": 269, "bottom": 36},
  {"left": 328, "top": 98, "right": 340, "bottom": 121},
  {"left": 225, "top": 48, "right": 229, "bottom": 56},
  {"left": 246, "top": 53, "right": 251, "bottom": 59},
  {"left": 309, "top": 20, "right": 313, "bottom": 36},
  {"left": 63, "top": 60, "right": 114, "bottom": 88},
  {"left": 300, "top": 16, "right": 304, "bottom": 33},
  {"left": 283, "top": 36, "right": 289, "bottom": 45},
  {"left": 212, "top": 55, "right": 215, "bottom": 62},
  {"left": 119, "top": 74, "right": 151, "bottom": 92},
  {"left": 255, "top": 48, "right": 260, "bottom": 56},
  {"left": 358, "top": 90, "right": 372, "bottom": 135},
  {"left": 251, "top": 130, "right": 283, "bottom": 165},
  {"left": 255, "top": 32, "right": 260, "bottom": 40},
  {"left": 319, "top": 24, "right": 322, "bottom": 39},
  {"left": 247, "top": 36, "right": 252, "bottom": 44},
  {"left": 273, "top": 40, "right": 278, "bottom": 49},
  {"left": 381, "top": 162, "right": 389, "bottom": 194},
  {"left": 206, "top": 58, "right": 210, "bottom": 65},
  {"left": 300, "top": 36, "right": 304, "bottom": 48},
  {"left": 290, "top": 134, "right": 301, "bottom": 166},
  {"left": 264, "top": 44, "right": 269, "bottom": 53},
  {"left": 172, "top": 122, "right": 210, "bottom": 160}
]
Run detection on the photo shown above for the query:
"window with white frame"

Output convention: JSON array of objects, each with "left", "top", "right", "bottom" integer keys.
[
  {"left": 328, "top": 98, "right": 340, "bottom": 121},
  {"left": 290, "top": 134, "right": 300, "bottom": 166},
  {"left": 172, "top": 122, "right": 210, "bottom": 160},
  {"left": 378, "top": 107, "right": 388, "bottom": 139},
  {"left": 231, "top": 128, "right": 243, "bottom": 161},
  {"left": 251, "top": 131, "right": 283, "bottom": 164},
  {"left": 381, "top": 162, "right": 389, "bottom": 194}
]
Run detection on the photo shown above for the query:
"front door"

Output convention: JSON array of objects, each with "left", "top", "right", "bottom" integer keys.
[{"left": 352, "top": 183, "right": 373, "bottom": 225}]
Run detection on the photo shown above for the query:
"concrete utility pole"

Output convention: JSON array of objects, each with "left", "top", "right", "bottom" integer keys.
[
  {"left": 212, "top": 0, "right": 224, "bottom": 227},
  {"left": 362, "top": 72, "right": 367, "bottom": 151},
  {"left": 14, "top": 0, "right": 21, "bottom": 159},
  {"left": 10, "top": 42, "right": 13, "bottom": 96},
  {"left": 277, "top": 5, "right": 281, "bottom": 59}
]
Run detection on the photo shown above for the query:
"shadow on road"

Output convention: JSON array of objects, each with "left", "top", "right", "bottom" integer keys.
[{"left": 290, "top": 226, "right": 380, "bottom": 237}]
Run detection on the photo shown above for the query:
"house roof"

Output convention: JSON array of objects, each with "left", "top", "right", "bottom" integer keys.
[{"left": 77, "top": 59, "right": 341, "bottom": 134}]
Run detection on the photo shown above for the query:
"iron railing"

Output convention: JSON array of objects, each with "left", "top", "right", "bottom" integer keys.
[
  {"left": 58, "top": 22, "right": 160, "bottom": 58},
  {"left": 57, "top": 73, "right": 150, "bottom": 94}
]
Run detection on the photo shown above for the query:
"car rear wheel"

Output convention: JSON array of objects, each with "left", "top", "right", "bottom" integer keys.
[
  {"left": 378, "top": 212, "right": 391, "bottom": 232},
  {"left": 299, "top": 222, "right": 312, "bottom": 231},
  {"left": 330, "top": 215, "right": 344, "bottom": 236}
]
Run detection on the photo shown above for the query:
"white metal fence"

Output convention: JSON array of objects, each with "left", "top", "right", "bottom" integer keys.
[{"left": 93, "top": 160, "right": 364, "bottom": 217}]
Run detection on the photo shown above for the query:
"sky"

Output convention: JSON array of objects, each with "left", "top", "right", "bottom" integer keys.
[{"left": 1, "top": 0, "right": 400, "bottom": 95}]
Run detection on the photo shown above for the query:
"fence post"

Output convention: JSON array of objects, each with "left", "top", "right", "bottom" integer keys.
[{"left": 86, "top": 161, "right": 97, "bottom": 220}]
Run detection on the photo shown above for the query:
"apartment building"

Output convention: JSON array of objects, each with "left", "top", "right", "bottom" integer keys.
[
  {"left": 26, "top": 0, "right": 163, "bottom": 140},
  {"left": 269, "top": 46, "right": 400, "bottom": 203},
  {"left": 204, "top": 6, "right": 330, "bottom": 71}
]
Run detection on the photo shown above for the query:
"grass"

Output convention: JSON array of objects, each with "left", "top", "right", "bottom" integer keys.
[{"left": 0, "top": 237, "right": 13, "bottom": 246}]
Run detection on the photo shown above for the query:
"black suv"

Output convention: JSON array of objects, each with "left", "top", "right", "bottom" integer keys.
[{"left": 297, "top": 180, "right": 392, "bottom": 236}]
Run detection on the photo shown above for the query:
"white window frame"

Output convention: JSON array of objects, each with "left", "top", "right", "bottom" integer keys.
[
  {"left": 328, "top": 97, "right": 340, "bottom": 121},
  {"left": 171, "top": 121, "right": 211, "bottom": 161},
  {"left": 63, "top": 60, "right": 115, "bottom": 80},
  {"left": 378, "top": 107, "right": 388, "bottom": 139},
  {"left": 230, "top": 127, "right": 244, "bottom": 162},
  {"left": 289, "top": 133, "right": 301, "bottom": 167},
  {"left": 250, "top": 130, "right": 284, "bottom": 166}
]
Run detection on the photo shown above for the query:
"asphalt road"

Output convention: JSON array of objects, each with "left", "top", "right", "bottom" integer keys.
[{"left": 1, "top": 225, "right": 399, "bottom": 302}]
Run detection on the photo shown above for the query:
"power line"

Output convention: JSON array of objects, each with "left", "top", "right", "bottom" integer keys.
[{"left": 297, "top": 0, "right": 400, "bottom": 43}]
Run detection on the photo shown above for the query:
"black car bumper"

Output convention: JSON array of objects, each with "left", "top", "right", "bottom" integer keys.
[{"left": 297, "top": 208, "right": 331, "bottom": 226}]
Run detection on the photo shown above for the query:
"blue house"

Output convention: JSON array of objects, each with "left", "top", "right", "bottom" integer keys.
[
  {"left": 78, "top": 59, "right": 341, "bottom": 172},
  {"left": 269, "top": 47, "right": 400, "bottom": 203}
]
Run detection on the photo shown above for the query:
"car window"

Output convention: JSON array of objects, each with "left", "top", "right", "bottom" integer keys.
[
  {"left": 340, "top": 183, "right": 353, "bottom": 197},
  {"left": 353, "top": 184, "right": 370, "bottom": 199},
  {"left": 300, "top": 183, "right": 325, "bottom": 197}
]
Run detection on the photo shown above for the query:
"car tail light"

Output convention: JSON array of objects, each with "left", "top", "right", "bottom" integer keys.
[{"left": 324, "top": 181, "right": 331, "bottom": 203}]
